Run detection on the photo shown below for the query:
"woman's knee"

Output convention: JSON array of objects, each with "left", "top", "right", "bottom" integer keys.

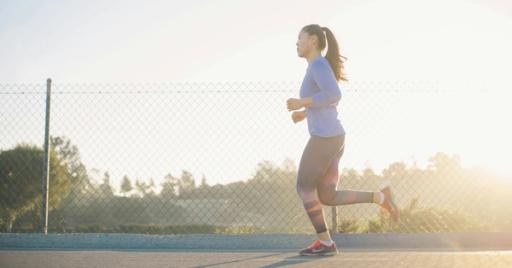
[
  {"left": 296, "top": 183, "right": 316, "bottom": 202},
  {"left": 317, "top": 189, "right": 335, "bottom": 205}
]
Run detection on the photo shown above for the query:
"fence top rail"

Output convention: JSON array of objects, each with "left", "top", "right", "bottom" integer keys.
[{"left": 0, "top": 80, "right": 494, "bottom": 95}]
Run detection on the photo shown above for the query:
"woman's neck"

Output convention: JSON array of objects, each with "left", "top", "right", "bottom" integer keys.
[{"left": 306, "top": 51, "right": 322, "bottom": 64}]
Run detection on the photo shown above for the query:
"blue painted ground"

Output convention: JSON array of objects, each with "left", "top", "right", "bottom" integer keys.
[{"left": 1, "top": 232, "right": 511, "bottom": 251}]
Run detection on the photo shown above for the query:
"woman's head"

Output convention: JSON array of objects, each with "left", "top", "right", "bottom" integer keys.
[{"left": 296, "top": 24, "right": 348, "bottom": 81}]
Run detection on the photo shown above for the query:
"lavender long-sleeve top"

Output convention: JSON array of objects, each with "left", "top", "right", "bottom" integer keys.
[{"left": 299, "top": 55, "right": 345, "bottom": 137}]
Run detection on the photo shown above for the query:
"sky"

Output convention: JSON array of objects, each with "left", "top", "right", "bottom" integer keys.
[{"left": 1, "top": 0, "right": 511, "bottom": 191}]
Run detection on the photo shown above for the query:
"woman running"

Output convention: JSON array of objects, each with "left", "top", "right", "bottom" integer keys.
[{"left": 286, "top": 24, "right": 400, "bottom": 256}]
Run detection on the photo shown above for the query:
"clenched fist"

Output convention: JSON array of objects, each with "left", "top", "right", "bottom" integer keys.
[{"left": 291, "top": 110, "right": 307, "bottom": 123}]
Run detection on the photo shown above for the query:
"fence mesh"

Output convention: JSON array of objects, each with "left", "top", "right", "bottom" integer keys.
[{"left": 1, "top": 80, "right": 510, "bottom": 234}]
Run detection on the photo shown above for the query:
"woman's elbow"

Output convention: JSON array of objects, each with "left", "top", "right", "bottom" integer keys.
[{"left": 330, "top": 90, "right": 341, "bottom": 103}]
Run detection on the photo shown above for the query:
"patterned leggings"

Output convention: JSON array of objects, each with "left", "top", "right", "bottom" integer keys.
[{"left": 296, "top": 133, "right": 375, "bottom": 234}]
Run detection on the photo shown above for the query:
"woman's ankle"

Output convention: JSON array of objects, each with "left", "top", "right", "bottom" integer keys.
[
  {"left": 373, "top": 191, "right": 384, "bottom": 204},
  {"left": 317, "top": 231, "right": 332, "bottom": 241}
]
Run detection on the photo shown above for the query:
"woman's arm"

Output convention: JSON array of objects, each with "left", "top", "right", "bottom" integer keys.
[
  {"left": 303, "top": 60, "right": 341, "bottom": 108},
  {"left": 286, "top": 60, "right": 341, "bottom": 111}
]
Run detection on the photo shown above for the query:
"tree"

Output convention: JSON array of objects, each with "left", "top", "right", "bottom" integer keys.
[
  {"left": 428, "top": 152, "right": 461, "bottom": 172},
  {"left": 382, "top": 161, "right": 407, "bottom": 180},
  {"left": 362, "top": 167, "right": 380, "bottom": 181},
  {"left": 134, "top": 179, "right": 153, "bottom": 197},
  {"left": 178, "top": 170, "right": 196, "bottom": 198},
  {"left": 0, "top": 144, "right": 71, "bottom": 232},
  {"left": 120, "top": 175, "right": 133, "bottom": 196},
  {"left": 160, "top": 173, "right": 179, "bottom": 198},
  {"left": 99, "top": 172, "right": 114, "bottom": 198},
  {"left": 147, "top": 178, "right": 156, "bottom": 197},
  {"left": 341, "top": 168, "right": 360, "bottom": 181},
  {"left": 251, "top": 160, "right": 280, "bottom": 183},
  {"left": 199, "top": 174, "right": 208, "bottom": 189},
  {"left": 280, "top": 157, "right": 297, "bottom": 173},
  {"left": 50, "top": 136, "right": 91, "bottom": 189}
]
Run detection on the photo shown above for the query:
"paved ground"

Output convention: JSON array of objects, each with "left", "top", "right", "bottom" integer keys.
[
  {"left": 2, "top": 249, "right": 512, "bottom": 268},
  {"left": 1, "top": 233, "right": 511, "bottom": 267}
]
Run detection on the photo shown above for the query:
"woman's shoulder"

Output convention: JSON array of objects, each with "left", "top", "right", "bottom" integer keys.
[{"left": 310, "top": 56, "right": 329, "bottom": 69}]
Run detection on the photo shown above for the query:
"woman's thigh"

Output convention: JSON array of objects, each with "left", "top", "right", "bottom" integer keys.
[
  {"left": 318, "top": 143, "right": 344, "bottom": 190},
  {"left": 296, "top": 134, "right": 345, "bottom": 191}
]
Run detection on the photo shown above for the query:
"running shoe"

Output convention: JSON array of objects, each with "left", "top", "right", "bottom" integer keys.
[
  {"left": 378, "top": 180, "right": 400, "bottom": 221},
  {"left": 298, "top": 239, "right": 338, "bottom": 256}
]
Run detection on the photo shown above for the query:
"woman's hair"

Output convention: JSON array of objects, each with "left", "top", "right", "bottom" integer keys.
[{"left": 301, "top": 24, "right": 348, "bottom": 82}]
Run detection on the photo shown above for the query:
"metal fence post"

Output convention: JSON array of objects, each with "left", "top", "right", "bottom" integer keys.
[
  {"left": 40, "top": 78, "right": 52, "bottom": 234},
  {"left": 331, "top": 206, "right": 337, "bottom": 234}
]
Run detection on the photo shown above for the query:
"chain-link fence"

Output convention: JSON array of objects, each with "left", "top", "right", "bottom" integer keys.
[{"left": 1, "top": 79, "right": 510, "bottom": 234}]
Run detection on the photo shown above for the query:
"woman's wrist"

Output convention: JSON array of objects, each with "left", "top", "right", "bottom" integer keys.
[{"left": 301, "top": 97, "right": 313, "bottom": 108}]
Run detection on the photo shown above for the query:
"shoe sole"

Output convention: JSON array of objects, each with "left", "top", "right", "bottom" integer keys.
[{"left": 299, "top": 251, "right": 338, "bottom": 256}]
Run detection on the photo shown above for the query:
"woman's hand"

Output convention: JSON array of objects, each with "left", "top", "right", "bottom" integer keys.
[
  {"left": 291, "top": 110, "right": 307, "bottom": 123},
  {"left": 287, "top": 98, "right": 304, "bottom": 111},
  {"left": 287, "top": 97, "right": 312, "bottom": 111}
]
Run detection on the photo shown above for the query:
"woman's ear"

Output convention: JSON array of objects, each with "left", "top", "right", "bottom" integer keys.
[{"left": 308, "top": 34, "right": 318, "bottom": 48}]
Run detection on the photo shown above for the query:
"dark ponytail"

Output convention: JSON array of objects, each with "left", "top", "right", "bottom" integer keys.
[{"left": 302, "top": 24, "right": 348, "bottom": 82}]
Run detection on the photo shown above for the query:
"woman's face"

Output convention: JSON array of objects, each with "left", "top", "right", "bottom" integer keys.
[{"left": 296, "top": 30, "right": 317, "bottom": 58}]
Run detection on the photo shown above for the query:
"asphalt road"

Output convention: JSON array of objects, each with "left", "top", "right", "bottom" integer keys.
[{"left": 2, "top": 249, "right": 512, "bottom": 268}]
